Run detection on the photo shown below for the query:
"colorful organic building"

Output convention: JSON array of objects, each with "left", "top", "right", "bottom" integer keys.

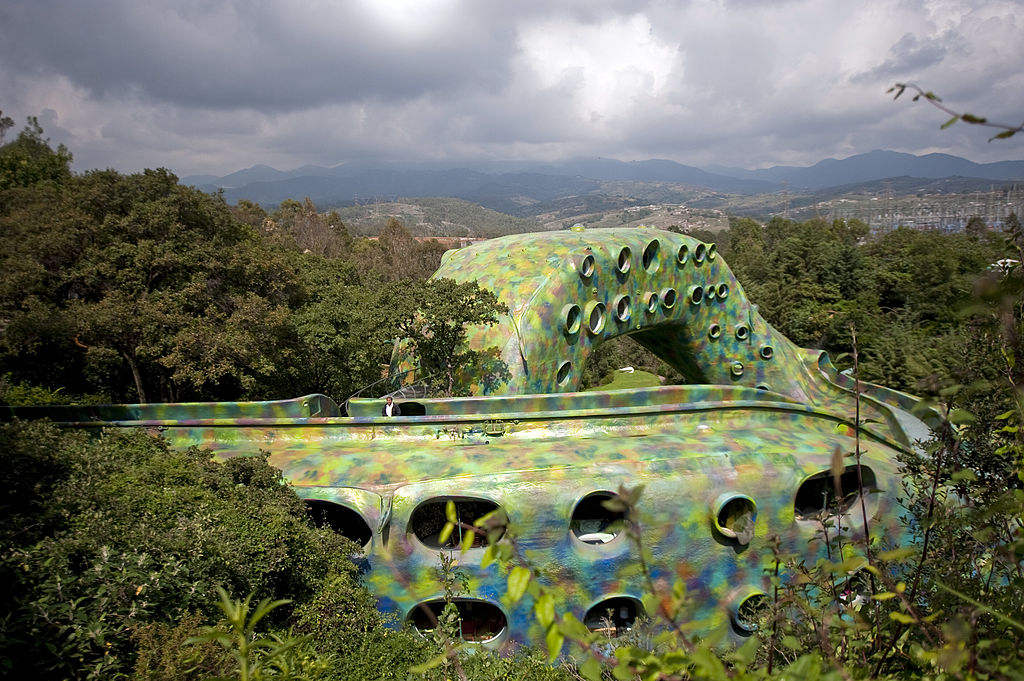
[{"left": 5, "top": 227, "right": 932, "bottom": 650}]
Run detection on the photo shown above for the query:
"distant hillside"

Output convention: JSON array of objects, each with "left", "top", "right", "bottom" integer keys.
[
  {"left": 516, "top": 158, "right": 776, "bottom": 193},
  {"left": 704, "top": 150, "right": 1024, "bottom": 189},
  {"left": 328, "top": 197, "right": 542, "bottom": 238},
  {"left": 181, "top": 151, "right": 1024, "bottom": 229}
]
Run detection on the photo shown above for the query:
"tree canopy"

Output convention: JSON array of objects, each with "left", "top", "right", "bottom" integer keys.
[
  {"left": 0, "top": 116, "right": 73, "bottom": 190},
  {"left": 0, "top": 128, "right": 503, "bottom": 404}
]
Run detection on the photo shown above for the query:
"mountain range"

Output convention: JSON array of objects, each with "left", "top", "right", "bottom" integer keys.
[{"left": 182, "top": 150, "right": 1024, "bottom": 215}]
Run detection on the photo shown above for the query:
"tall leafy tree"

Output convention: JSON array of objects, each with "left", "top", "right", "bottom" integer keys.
[
  {"left": 0, "top": 110, "right": 13, "bottom": 142},
  {"left": 354, "top": 217, "right": 450, "bottom": 282},
  {"left": 0, "top": 117, "right": 72, "bottom": 190},
  {"left": 391, "top": 278, "right": 508, "bottom": 396},
  {"left": 267, "top": 197, "right": 353, "bottom": 258},
  {"left": 0, "top": 162, "right": 303, "bottom": 402},
  {"left": 286, "top": 256, "right": 395, "bottom": 401}
]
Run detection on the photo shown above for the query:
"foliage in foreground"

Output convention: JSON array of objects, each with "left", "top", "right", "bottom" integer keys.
[
  {"left": 0, "top": 420, "right": 571, "bottom": 681},
  {"left": 0, "top": 422, "right": 360, "bottom": 679}
]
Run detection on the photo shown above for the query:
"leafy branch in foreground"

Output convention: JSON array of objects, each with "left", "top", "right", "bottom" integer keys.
[
  {"left": 186, "top": 587, "right": 315, "bottom": 681},
  {"left": 888, "top": 83, "right": 1024, "bottom": 141}
]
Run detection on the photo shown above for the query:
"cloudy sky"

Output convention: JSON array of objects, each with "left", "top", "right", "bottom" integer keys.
[{"left": 1, "top": 0, "right": 1021, "bottom": 177}]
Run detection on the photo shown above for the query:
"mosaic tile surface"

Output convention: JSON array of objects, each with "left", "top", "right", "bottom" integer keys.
[{"left": 3, "top": 227, "right": 932, "bottom": 650}]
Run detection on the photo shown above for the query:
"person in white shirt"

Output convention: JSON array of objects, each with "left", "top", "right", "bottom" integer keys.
[{"left": 382, "top": 396, "right": 401, "bottom": 417}]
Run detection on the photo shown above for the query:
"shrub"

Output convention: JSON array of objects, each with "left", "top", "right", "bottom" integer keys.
[{"left": 0, "top": 421, "right": 354, "bottom": 679}]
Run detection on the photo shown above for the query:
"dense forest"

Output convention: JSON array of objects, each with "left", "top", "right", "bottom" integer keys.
[{"left": 1, "top": 120, "right": 1022, "bottom": 680}]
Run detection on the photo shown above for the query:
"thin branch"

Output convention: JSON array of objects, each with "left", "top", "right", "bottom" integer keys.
[{"left": 889, "top": 83, "right": 1024, "bottom": 141}]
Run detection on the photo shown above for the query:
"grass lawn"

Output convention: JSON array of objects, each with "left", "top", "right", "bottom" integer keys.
[{"left": 585, "top": 369, "right": 662, "bottom": 391}]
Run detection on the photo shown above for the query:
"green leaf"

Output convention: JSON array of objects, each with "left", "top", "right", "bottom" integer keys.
[
  {"left": 247, "top": 596, "right": 293, "bottom": 633},
  {"left": 939, "top": 384, "right": 964, "bottom": 397},
  {"left": 641, "top": 593, "right": 662, "bottom": 619},
  {"left": 912, "top": 400, "right": 940, "bottom": 419},
  {"left": 782, "top": 635, "right": 802, "bottom": 650},
  {"left": 948, "top": 408, "right": 976, "bottom": 426},
  {"left": 941, "top": 115, "right": 960, "bottom": 130},
  {"left": 731, "top": 636, "right": 759, "bottom": 666},
  {"left": 601, "top": 496, "right": 628, "bottom": 513},
  {"left": 480, "top": 544, "right": 495, "bottom": 570},
  {"left": 507, "top": 566, "right": 531, "bottom": 604},
  {"left": 612, "top": 661, "right": 636, "bottom": 680},
  {"left": 473, "top": 509, "right": 494, "bottom": 526},
  {"left": 545, "top": 625, "right": 564, "bottom": 661},
  {"left": 459, "top": 529, "right": 476, "bottom": 553},
  {"left": 832, "top": 555, "right": 869, "bottom": 575},
  {"left": 445, "top": 499, "right": 457, "bottom": 523},
  {"left": 534, "top": 592, "right": 556, "bottom": 629},
  {"left": 579, "top": 657, "right": 603, "bottom": 681},
  {"left": 890, "top": 612, "right": 916, "bottom": 624},
  {"left": 438, "top": 521, "right": 455, "bottom": 545},
  {"left": 951, "top": 469, "right": 977, "bottom": 483},
  {"left": 557, "top": 613, "right": 591, "bottom": 640},
  {"left": 990, "top": 130, "right": 1017, "bottom": 140},
  {"left": 409, "top": 652, "right": 449, "bottom": 673}
]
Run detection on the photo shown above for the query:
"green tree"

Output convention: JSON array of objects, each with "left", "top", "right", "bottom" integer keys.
[
  {"left": 355, "top": 218, "right": 449, "bottom": 282},
  {"left": 727, "top": 217, "right": 871, "bottom": 350},
  {"left": 231, "top": 198, "right": 268, "bottom": 229},
  {"left": 722, "top": 215, "right": 1009, "bottom": 392},
  {"left": 287, "top": 258, "right": 397, "bottom": 401},
  {"left": 966, "top": 215, "right": 988, "bottom": 238},
  {"left": 0, "top": 110, "right": 13, "bottom": 142},
  {"left": 0, "top": 116, "right": 72, "bottom": 190},
  {"left": 0, "top": 166, "right": 303, "bottom": 402},
  {"left": 267, "top": 197, "right": 353, "bottom": 259},
  {"left": 392, "top": 278, "right": 507, "bottom": 396}
]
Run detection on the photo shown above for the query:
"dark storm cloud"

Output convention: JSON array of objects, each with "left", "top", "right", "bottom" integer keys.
[
  {"left": 1, "top": 0, "right": 1020, "bottom": 175},
  {"left": 0, "top": 1, "right": 517, "bottom": 110},
  {"left": 852, "top": 32, "right": 954, "bottom": 83}
]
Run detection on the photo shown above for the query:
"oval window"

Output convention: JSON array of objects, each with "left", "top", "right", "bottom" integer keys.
[
  {"left": 305, "top": 500, "right": 373, "bottom": 547},
  {"left": 571, "top": 491, "right": 625, "bottom": 545},
  {"left": 613, "top": 295, "right": 631, "bottom": 323},
  {"left": 616, "top": 247, "right": 632, "bottom": 275},
  {"left": 642, "top": 239, "right": 660, "bottom": 272},
  {"left": 794, "top": 466, "right": 877, "bottom": 520},
  {"left": 584, "top": 597, "right": 643, "bottom": 636},
  {"left": 732, "top": 592, "right": 768, "bottom": 634},
  {"left": 410, "top": 498, "right": 503, "bottom": 549},
  {"left": 408, "top": 599, "right": 508, "bottom": 643}
]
